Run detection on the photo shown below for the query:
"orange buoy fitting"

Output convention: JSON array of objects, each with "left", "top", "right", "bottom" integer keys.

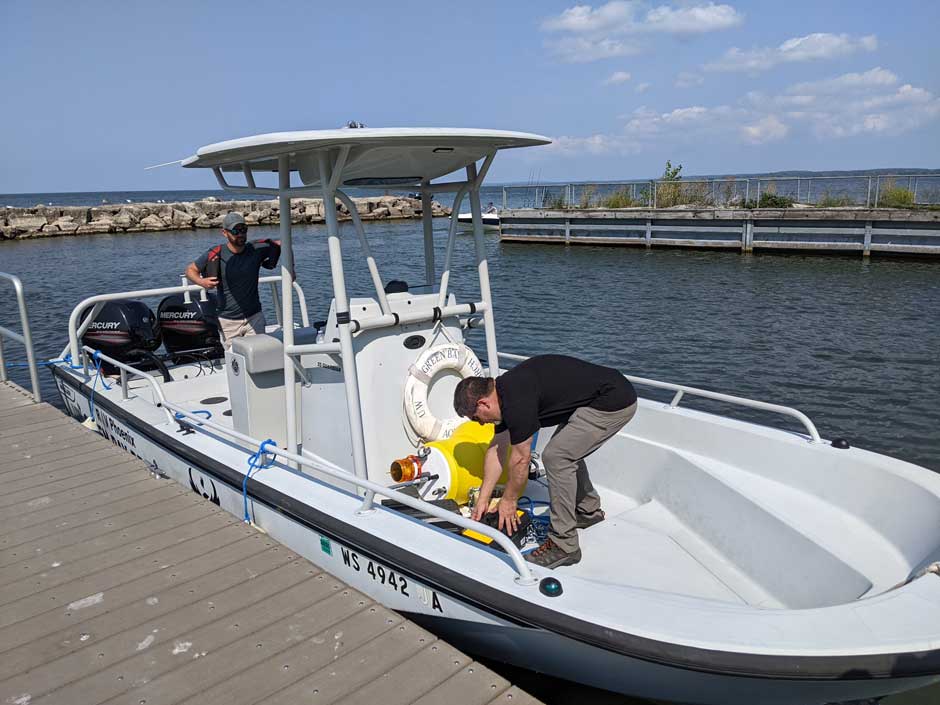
[{"left": 390, "top": 454, "right": 424, "bottom": 483}]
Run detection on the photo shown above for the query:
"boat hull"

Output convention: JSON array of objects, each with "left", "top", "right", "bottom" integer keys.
[
  {"left": 52, "top": 369, "right": 940, "bottom": 705},
  {"left": 455, "top": 213, "right": 500, "bottom": 231}
]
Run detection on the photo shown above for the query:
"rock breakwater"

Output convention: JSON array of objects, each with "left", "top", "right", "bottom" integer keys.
[{"left": 0, "top": 196, "right": 451, "bottom": 240}]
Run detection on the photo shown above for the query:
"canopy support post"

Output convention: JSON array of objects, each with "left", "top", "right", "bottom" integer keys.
[
  {"left": 319, "top": 151, "right": 369, "bottom": 482},
  {"left": 467, "top": 161, "right": 500, "bottom": 377},
  {"left": 420, "top": 181, "right": 435, "bottom": 287},
  {"left": 278, "top": 156, "right": 298, "bottom": 461}
]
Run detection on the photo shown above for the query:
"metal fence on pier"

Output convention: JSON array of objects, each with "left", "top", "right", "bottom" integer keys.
[{"left": 502, "top": 174, "right": 940, "bottom": 211}]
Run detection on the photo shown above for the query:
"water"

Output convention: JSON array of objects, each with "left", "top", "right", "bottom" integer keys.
[{"left": 2, "top": 219, "right": 939, "bottom": 704}]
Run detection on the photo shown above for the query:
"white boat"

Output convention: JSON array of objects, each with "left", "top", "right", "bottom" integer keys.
[
  {"left": 455, "top": 210, "right": 500, "bottom": 230},
  {"left": 39, "top": 127, "right": 940, "bottom": 705}
]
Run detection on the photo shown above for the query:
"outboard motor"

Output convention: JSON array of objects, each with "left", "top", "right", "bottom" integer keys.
[
  {"left": 81, "top": 301, "right": 162, "bottom": 373},
  {"left": 157, "top": 293, "right": 223, "bottom": 363}
]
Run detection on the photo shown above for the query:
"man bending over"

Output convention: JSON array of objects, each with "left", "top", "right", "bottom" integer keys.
[{"left": 454, "top": 354, "right": 637, "bottom": 569}]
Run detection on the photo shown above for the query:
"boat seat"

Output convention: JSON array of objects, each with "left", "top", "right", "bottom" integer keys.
[{"left": 231, "top": 328, "right": 320, "bottom": 374}]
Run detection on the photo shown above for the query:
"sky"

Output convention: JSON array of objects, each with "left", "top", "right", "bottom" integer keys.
[{"left": 1, "top": 0, "right": 938, "bottom": 192}]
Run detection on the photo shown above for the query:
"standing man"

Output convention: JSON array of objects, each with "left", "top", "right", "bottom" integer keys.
[
  {"left": 185, "top": 212, "right": 281, "bottom": 349},
  {"left": 453, "top": 355, "right": 637, "bottom": 569}
]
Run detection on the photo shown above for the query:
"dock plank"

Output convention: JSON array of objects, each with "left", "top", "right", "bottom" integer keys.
[
  {"left": 0, "top": 479, "right": 178, "bottom": 533},
  {"left": 0, "top": 536, "right": 279, "bottom": 677},
  {"left": 331, "top": 639, "right": 473, "bottom": 705},
  {"left": 0, "top": 382, "right": 542, "bottom": 705},
  {"left": 0, "top": 488, "right": 198, "bottom": 564}
]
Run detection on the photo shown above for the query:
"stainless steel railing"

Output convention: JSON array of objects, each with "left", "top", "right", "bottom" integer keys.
[
  {"left": 65, "top": 275, "right": 312, "bottom": 366},
  {"left": 0, "top": 272, "right": 41, "bottom": 402},
  {"left": 498, "top": 352, "right": 822, "bottom": 443},
  {"left": 54, "top": 344, "right": 539, "bottom": 585},
  {"left": 164, "top": 403, "right": 539, "bottom": 586}
]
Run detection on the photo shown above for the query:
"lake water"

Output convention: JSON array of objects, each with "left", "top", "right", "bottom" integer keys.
[{"left": 1, "top": 219, "right": 939, "bottom": 704}]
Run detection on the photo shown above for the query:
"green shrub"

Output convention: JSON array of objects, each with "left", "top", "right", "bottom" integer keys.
[
  {"left": 816, "top": 192, "right": 854, "bottom": 207},
  {"left": 600, "top": 188, "right": 642, "bottom": 208},
  {"left": 757, "top": 192, "right": 794, "bottom": 208},
  {"left": 542, "top": 192, "right": 567, "bottom": 210},
  {"left": 578, "top": 185, "right": 597, "bottom": 209},
  {"left": 877, "top": 185, "right": 915, "bottom": 208},
  {"left": 655, "top": 160, "right": 684, "bottom": 208}
]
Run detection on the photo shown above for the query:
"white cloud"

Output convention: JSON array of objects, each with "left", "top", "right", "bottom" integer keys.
[
  {"left": 604, "top": 71, "right": 631, "bottom": 86},
  {"left": 542, "top": 1, "right": 637, "bottom": 33},
  {"left": 543, "top": 1, "right": 744, "bottom": 63},
  {"left": 705, "top": 32, "right": 878, "bottom": 73},
  {"left": 635, "top": 81, "right": 652, "bottom": 94},
  {"left": 741, "top": 115, "right": 789, "bottom": 144},
  {"left": 551, "top": 36, "right": 640, "bottom": 63},
  {"left": 541, "top": 67, "right": 940, "bottom": 157},
  {"left": 675, "top": 71, "right": 704, "bottom": 88},
  {"left": 604, "top": 70, "right": 633, "bottom": 85},
  {"left": 787, "top": 66, "right": 897, "bottom": 95},
  {"left": 643, "top": 3, "right": 743, "bottom": 33},
  {"left": 545, "top": 133, "right": 642, "bottom": 155}
]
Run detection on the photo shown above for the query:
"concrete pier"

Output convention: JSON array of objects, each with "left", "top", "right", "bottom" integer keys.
[{"left": 499, "top": 207, "right": 940, "bottom": 257}]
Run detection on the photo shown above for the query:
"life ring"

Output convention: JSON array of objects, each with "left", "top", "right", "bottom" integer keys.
[{"left": 403, "top": 342, "right": 484, "bottom": 441}]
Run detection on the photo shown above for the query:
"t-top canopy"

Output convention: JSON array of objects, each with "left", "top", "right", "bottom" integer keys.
[{"left": 181, "top": 127, "right": 551, "bottom": 187}]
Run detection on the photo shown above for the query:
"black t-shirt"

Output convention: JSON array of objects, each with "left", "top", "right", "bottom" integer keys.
[
  {"left": 495, "top": 355, "right": 637, "bottom": 445},
  {"left": 194, "top": 240, "right": 280, "bottom": 320}
]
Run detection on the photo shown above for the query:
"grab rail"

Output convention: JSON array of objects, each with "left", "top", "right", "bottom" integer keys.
[
  {"left": 65, "top": 276, "right": 312, "bottom": 365},
  {"left": 0, "top": 272, "right": 41, "bottom": 402},
  {"left": 82, "top": 346, "right": 175, "bottom": 424},
  {"left": 259, "top": 276, "right": 311, "bottom": 328},
  {"left": 498, "top": 352, "right": 822, "bottom": 443},
  {"left": 164, "top": 402, "right": 538, "bottom": 586}
]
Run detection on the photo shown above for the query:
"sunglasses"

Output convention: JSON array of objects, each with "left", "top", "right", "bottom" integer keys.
[{"left": 229, "top": 224, "right": 248, "bottom": 236}]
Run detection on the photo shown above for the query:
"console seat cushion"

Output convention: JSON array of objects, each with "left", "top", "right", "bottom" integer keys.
[{"left": 231, "top": 328, "right": 320, "bottom": 374}]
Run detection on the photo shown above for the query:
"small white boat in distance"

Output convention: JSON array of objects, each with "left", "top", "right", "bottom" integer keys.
[
  {"left": 42, "top": 126, "right": 940, "bottom": 705},
  {"left": 456, "top": 209, "right": 500, "bottom": 231}
]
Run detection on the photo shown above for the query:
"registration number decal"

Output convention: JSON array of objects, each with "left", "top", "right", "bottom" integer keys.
[{"left": 339, "top": 547, "right": 443, "bottom": 612}]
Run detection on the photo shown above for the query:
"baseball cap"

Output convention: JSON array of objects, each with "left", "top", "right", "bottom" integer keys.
[{"left": 222, "top": 212, "right": 247, "bottom": 232}]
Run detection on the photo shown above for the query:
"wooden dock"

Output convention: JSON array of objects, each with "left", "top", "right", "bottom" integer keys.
[{"left": 0, "top": 380, "right": 541, "bottom": 705}]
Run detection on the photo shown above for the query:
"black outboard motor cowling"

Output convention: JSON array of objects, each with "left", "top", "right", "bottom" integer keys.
[
  {"left": 81, "top": 301, "right": 162, "bottom": 372},
  {"left": 157, "top": 293, "right": 223, "bottom": 363}
]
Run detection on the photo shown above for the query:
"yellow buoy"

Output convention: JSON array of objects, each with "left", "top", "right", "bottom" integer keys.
[{"left": 419, "top": 421, "right": 522, "bottom": 505}]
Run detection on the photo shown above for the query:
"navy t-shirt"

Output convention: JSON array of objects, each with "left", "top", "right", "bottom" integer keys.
[
  {"left": 495, "top": 355, "right": 637, "bottom": 445},
  {"left": 194, "top": 240, "right": 280, "bottom": 320}
]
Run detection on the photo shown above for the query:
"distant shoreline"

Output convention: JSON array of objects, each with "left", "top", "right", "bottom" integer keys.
[{"left": 0, "top": 196, "right": 452, "bottom": 241}]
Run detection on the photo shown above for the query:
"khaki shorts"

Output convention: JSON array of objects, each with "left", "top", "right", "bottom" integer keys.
[{"left": 218, "top": 311, "right": 266, "bottom": 349}]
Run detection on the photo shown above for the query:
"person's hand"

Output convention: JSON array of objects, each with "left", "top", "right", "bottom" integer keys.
[
  {"left": 496, "top": 497, "right": 520, "bottom": 534},
  {"left": 471, "top": 492, "right": 492, "bottom": 522},
  {"left": 200, "top": 276, "right": 219, "bottom": 289}
]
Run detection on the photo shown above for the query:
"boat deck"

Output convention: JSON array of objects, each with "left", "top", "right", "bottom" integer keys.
[{"left": 0, "top": 380, "right": 541, "bottom": 705}]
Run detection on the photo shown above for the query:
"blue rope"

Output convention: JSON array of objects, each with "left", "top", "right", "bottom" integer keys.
[
  {"left": 87, "top": 350, "right": 112, "bottom": 422},
  {"left": 519, "top": 496, "right": 552, "bottom": 547},
  {"left": 242, "top": 439, "right": 277, "bottom": 523},
  {"left": 4, "top": 358, "right": 67, "bottom": 368},
  {"left": 175, "top": 410, "right": 212, "bottom": 420},
  {"left": 64, "top": 352, "right": 84, "bottom": 370}
]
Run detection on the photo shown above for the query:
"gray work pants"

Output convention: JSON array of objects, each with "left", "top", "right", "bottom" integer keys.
[{"left": 541, "top": 403, "right": 637, "bottom": 553}]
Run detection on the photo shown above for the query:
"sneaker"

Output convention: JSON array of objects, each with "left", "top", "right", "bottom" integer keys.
[
  {"left": 525, "top": 538, "right": 581, "bottom": 568},
  {"left": 576, "top": 510, "right": 605, "bottom": 529}
]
